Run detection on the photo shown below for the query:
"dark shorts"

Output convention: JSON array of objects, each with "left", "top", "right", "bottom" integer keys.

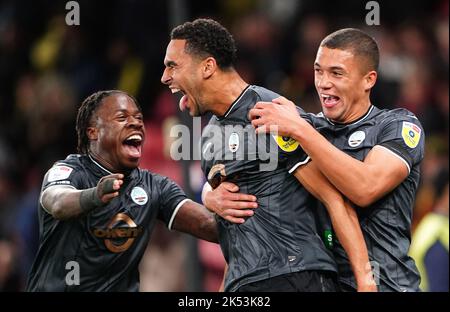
[
  {"left": 236, "top": 270, "right": 338, "bottom": 292},
  {"left": 338, "top": 281, "right": 356, "bottom": 292}
]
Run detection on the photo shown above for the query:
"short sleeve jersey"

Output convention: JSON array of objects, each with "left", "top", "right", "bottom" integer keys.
[
  {"left": 26, "top": 154, "right": 187, "bottom": 291},
  {"left": 201, "top": 85, "right": 337, "bottom": 292},
  {"left": 306, "top": 105, "right": 424, "bottom": 292}
]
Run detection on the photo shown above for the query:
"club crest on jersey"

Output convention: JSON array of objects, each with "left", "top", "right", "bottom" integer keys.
[
  {"left": 131, "top": 186, "right": 148, "bottom": 205},
  {"left": 228, "top": 132, "right": 239, "bottom": 153},
  {"left": 272, "top": 135, "right": 299, "bottom": 152},
  {"left": 348, "top": 131, "right": 366, "bottom": 147},
  {"left": 47, "top": 165, "right": 73, "bottom": 182},
  {"left": 402, "top": 121, "right": 421, "bottom": 148}
]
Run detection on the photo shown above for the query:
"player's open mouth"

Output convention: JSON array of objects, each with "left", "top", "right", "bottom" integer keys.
[
  {"left": 123, "top": 134, "right": 143, "bottom": 159},
  {"left": 170, "top": 87, "right": 189, "bottom": 112},
  {"left": 321, "top": 94, "right": 340, "bottom": 108}
]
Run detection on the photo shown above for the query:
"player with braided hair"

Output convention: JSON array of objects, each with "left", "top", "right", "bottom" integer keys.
[{"left": 26, "top": 90, "right": 255, "bottom": 291}]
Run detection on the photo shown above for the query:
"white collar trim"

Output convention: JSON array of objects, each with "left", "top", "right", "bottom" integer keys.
[{"left": 88, "top": 154, "right": 113, "bottom": 174}]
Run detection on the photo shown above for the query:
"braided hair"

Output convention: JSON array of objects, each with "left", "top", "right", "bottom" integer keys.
[{"left": 75, "top": 90, "right": 140, "bottom": 154}]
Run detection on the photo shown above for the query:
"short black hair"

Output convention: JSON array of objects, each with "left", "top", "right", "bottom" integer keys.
[
  {"left": 320, "top": 28, "right": 379, "bottom": 72},
  {"left": 170, "top": 18, "right": 237, "bottom": 69},
  {"left": 76, "top": 90, "right": 141, "bottom": 154}
]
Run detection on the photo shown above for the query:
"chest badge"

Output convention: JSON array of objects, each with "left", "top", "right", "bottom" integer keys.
[
  {"left": 131, "top": 186, "right": 148, "bottom": 205},
  {"left": 348, "top": 131, "right": 366, "bottom": 147},
  {"left": 228, "top": 132, "right": 239, "bottom": 153}
]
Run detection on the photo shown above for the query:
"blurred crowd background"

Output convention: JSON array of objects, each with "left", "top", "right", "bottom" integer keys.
[{"left": 0, "top": 0, "right": 448, "bottom": 291}]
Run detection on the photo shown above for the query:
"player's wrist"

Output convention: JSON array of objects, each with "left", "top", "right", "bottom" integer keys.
[
  {"left": 202, "top": 183, "right": 215, "bottom": 212},
  {"left": 80, "top": 187, "right": 104, "bottom": 213}
]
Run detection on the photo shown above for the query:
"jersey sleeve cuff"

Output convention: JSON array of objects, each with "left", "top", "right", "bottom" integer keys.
[
  {"left": 376, "top": 144, "right": 411, "bottom": 173},
  {"left": 288, "top": 156, "right": 311, "bottom": 174},
  {"left": 168, "top": 198, "right": 190, "bottom": 230}
]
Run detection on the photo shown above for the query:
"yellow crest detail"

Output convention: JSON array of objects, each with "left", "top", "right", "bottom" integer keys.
[
  {"left": 401, "top": 121, "right": 421, "bottom": 148},
  {"left": 273, "top": 135, "right": 299, "bottom": 152}
]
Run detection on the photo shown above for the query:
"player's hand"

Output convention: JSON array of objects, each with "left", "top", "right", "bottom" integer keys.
[
  {"left": 356, "top": 273, "right": 378, "bottom": 292},
  {"left": 357, "top": 283, "right": 378, "bottom": 292},
  {"left": 96, "top": 173, "right": 124, "bottom": 204},
  {"left": 249, "top": 96, "right": 300, "bottom": 137},
  {"left": 204, "top": 182, "right": 258, "bottom": 224}
]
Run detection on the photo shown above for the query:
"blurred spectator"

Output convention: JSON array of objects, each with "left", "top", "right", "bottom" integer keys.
[
  {"left": 0, "top": 235, "right": 22, "bottom": 291},
  {"left": 0, "top": 0, "right": 448, "bottom": 291},
  {"left": 410, "top": 170, "right": 449, "bottom": 292},
  {"left": 139, "top": 224, "right": 186, "bottom": 292},
  {"left": 198, "top": 240, "right": 226, "bottom": 291}
]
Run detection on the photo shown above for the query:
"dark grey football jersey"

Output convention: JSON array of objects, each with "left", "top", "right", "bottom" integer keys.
[
  {"left": 305, "top": 105, "right": 424, "bottom": 292},
  {"left": 26, "top": 154, "right": 187, "bottom": 291},
  {"left": 201, "top": 85, "right": 337, "bottom": 292}
]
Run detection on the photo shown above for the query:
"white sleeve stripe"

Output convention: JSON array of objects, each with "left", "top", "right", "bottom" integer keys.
[
  {"left": 288, "top": 156, "right": 311, "bottom": 174},
  {"left": 39, "top": 185, "right": 76, "bottom": 214},
  {"left": 168, "top": 198, "right": 191, "bottom": 230},
  {"left": 376, "top": 145, "right": 411, "bottom": 173}
]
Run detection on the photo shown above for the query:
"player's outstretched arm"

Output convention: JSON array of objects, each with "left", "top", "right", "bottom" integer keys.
[
  {"left": 250, "top": 97, "right": 409, "bottom": 207},
  {"left": 172, "top": 200, "right": 219, "bottom": 243},
  {"left": 294, "top": 162, "right": 377, "bottom": 291},
  {"left": 202, "top": 182, "right": 258, "bottom": 224},
  {"left": 41, "top": 174, "right": 124, "bottom": 220}
]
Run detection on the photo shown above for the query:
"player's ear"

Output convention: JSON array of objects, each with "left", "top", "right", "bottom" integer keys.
[
  {"left": 364, "top": 70, "right": 377, "bottom": 91},
  {"left": 87, "top": 126, "right": 98, "bottom": 141},
  {"left": 203, "top": 57, "right": 217, "bottom": 79}
]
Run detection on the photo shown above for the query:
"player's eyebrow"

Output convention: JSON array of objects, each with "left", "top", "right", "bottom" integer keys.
[
  {"left": 314, "top": 62, "right": 345, "bottom": 72},
  {"left": 328, "top": 66, "right": 345, "bottom": 72},
  {"left": 114, "top": 109, "right": 142, "bottom": 116},
  {"left": 164, "top": 60, "right": 177, "bottom": 67}
]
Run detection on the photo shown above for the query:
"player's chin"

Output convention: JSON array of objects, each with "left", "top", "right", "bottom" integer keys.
[
  {"left": 186, "top": 104, "right": 198, "bottom": 116},
  {"left": 120, "top": 157, "right": 140, "bottom": 170},
  {"left": 321, "top": 104, "right": 339, "bottom": 119}
]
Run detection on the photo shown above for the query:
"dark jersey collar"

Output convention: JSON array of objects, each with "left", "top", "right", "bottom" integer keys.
[
  {"left": 215, "top": 85, "right": 251, "bottom": 121},
  {"left": 88, "top": 154, "right": 114, "bottom": 175},
  {"left": 87, "top": 154, "right": 138, "bottom": 178}
]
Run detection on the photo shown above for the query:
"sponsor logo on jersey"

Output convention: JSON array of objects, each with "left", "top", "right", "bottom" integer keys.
[
  {"left": 47, "top": 165, "right": 73, "bottom": 182},
  {"left": 348, "top": 130, "right": 366, "bottom": 147},
  {"left": 92, "top": 213, "right": 143, "bottom": 253},
  {"left": 228, "top": 132, "right": 239, "bottom": 153},
  {"left": 402, "top": 121, "right": 421, "bottom": 148},
  {"left": 272, "top": 135, "right": 299, "bottom": 152},
  {"left": 131, "top": 186, "right": 148, "bottom": 205}
]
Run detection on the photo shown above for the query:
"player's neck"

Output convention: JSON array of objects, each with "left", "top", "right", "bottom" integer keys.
[
  {"left": 338, "top": 99, "right": 372, "bottom": 124},
  {"left": 88, "top": 150, "right": 127, "bottom": 174},
  {"left": 206, "top": 72, "right": 248, "bottom": 117}
]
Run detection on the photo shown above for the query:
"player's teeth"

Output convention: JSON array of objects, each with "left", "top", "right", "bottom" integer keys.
[
  {"left": 171, "top": 88, "right": 180, "bottom": 94},
  {"left": 127, "top": 134, "right": 142, "bottom": 141}
]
